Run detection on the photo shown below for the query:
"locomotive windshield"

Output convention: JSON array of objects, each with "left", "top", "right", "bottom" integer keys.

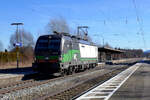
[{"left": 35, "top": 36, "right": 61, "bottom": 52}]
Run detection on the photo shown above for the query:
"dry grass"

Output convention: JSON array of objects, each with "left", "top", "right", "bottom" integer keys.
[{"left": 0, "top": 61, "right": 32, "bottom": 69}]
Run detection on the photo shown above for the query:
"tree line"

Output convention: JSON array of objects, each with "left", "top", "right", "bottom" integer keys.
[{"left": 119, "top": 48, "right": 143, "bottom": 58}]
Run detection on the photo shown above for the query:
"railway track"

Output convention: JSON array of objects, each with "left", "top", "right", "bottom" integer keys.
[
  {"left": 0, "top": 66, "right": 105, "bottom": 99},
  {"left": 0, "top": 80, "right": 35, "bottom": 97},
  {"left": 35, "top": 66, "right": 129, "bottom": 100},
  {"left": 0, "top": 75, "right": 68, "bottom": 98},
  {"left": 0, "top": 63, "right": 134, "bottom": 99}
]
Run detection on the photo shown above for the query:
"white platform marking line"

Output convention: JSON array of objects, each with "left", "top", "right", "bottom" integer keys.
[
  {"left": 89, "top": 92, "right": 112, "bottom": 94},
  {"left": 94, "top": 88, "right": 115, "bottom": 91},
  {"left": 104, "top": 64, "right": 140, "bottom": 100},
  {"left": 81, "top": 96, "right": 107, "bottom": 99},
  {"left": 100, "top": 85, "right": 117, "bottom": 87},
  {"left": 79, "top": 64, "right": 139, "bottom": 99},
  {"left": 76, "top": 63, "right": 141, "bottom": 100}
]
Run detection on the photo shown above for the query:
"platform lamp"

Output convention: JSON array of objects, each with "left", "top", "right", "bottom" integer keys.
[{"left": 11, "top": 23, "right": 24, "bottom": 68}]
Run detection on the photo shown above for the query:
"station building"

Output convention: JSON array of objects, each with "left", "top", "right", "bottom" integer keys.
[{"left": 98, "top": 47, "right": 124, "bottom": 63}]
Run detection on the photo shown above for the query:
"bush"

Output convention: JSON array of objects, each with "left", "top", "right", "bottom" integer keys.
[
  {"left": 0, "top": 52, "right": 26, "bottom": 65},
  {"left": 0, "top": 52, "right": 16, "bottom": 64}
]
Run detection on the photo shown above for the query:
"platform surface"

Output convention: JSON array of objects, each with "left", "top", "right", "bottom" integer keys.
[
  {"left": 0, "top": 67, "right": 35, "bottom": 79},
  {"left": 76, "top": 61, "right": 150, "bottom": 100},
  {"left": 109, "top": 62, "right": 150, "bottom": 100}
]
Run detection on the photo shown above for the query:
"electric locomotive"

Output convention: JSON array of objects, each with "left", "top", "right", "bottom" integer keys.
[{"left": 32, "top": 32, "right": 98, "bottom": 75}]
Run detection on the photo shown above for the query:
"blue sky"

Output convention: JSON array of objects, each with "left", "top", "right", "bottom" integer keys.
[{"left": 0, "top": 0, "right": 150, "bottom": 51}]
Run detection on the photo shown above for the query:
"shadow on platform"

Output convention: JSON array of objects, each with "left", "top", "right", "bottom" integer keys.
[
  {"left": 0, "top": 67, "right": 32, "bottom": 74},
  {"left": 139, "top": 60, "right": 150, "bottom": 64},
  {"left": 22, "top": 73, "right": 59, "bottom": 81},
  {"left": 106, "top": 62, "right": 138, "bottom": 66}
]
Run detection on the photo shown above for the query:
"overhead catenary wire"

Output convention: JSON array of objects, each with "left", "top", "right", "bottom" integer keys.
[
  {"left": 96, "top": 9, "right": 119, "bottom": 46},
  {"left": 98, "top": 9, "right": 134, "bottom": 48},
  {"left": 132, "top": 0, "right": 147, "bottom": 50}
]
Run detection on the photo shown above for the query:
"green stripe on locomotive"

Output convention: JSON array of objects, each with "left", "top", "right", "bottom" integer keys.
[
  {"left": 80, "top": 58, "right": 98, "bottom": 61},
  {"left": 61, "top": 49, "right": 80, "bottom": 63},
  {"left": 61, "top": 49, "right": 98, "bottom": 63}
]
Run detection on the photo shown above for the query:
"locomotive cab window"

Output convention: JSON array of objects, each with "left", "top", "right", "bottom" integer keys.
[{"left": 35, "top": 36, "right": 61, "bottom": 53}]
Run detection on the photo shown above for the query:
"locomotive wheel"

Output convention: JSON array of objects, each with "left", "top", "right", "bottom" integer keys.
[
  {"left": 70, "top": 66, "right": 73, "bottom": 74},
  {"left": 75, "top": 69, "right": 78, "bottom": 73},
  {"left": 67, "top": 67, "right": 73, "bottom": 75},
  {"left": 72, "top": 66, "right": 75, "bottom": 74},
  {"left": 66, "top": 69, "right": 70, "bottom": 75},
  {"left": 60, "top": 69, "right": 65, "bottom": 76}
]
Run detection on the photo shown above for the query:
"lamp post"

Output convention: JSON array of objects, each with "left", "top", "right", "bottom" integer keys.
[{"left": 11, "top": 23, "right": 24, "bottom": 68}]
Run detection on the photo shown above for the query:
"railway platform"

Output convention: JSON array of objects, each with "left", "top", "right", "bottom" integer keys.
[
  {"left": 75, "top": 63, "right": 141, "bottom": 100},
  {"left": 0, "top": 67, "right": 35, "bottom": 85},
  {"left": 75, "top": 60, "right": 150, "bottom": 100}
]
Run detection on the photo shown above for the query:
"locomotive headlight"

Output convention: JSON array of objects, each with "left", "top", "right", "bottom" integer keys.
[
  {"left": 45, "top": 57, "right": 49, "bottom": 60},
  {"left": 34, "top": 57, "right": 36, "bottom": 61}
]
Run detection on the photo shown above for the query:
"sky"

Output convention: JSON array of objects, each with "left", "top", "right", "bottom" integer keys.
[{"left": 0, "top": 0, "right": 150, "bottom": 51}]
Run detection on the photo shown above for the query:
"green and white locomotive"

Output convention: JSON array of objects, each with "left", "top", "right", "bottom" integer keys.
[{"left": 32, "top": 32, "right": 98, "bottom": 75}]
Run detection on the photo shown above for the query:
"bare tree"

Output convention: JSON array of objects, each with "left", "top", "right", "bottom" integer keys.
[
  {"left": 46, "top": 17, "right": 70, "bottom": 34},
  {"left": 9, "top": 29, "right": 35, "bottom": 61},
  {"left": 21, "top": 30, "right": 34, "bottom": 47},
  {"left": 9, "top": 29, "right": 34, "bottom": 50},
  {"left": 0, "top": 41, "right": 3, "bottom": 51}
]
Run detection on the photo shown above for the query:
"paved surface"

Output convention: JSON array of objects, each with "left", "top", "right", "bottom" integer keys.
[
  {"left": 109, "top": 62, "right": 150, "bottom": 100},
  {"left": 0, "top": 67, "right": 35, "bottom": 85},
  {"left": 76, "top": 63, "right": 141, "bottom": 100},
  {"left": 0, "top": 68, "right": 35, "bottom": 79}
]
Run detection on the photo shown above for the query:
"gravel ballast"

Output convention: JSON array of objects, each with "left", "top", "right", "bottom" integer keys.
[{"left": 1, "top": 65, "right": 128, "bottom": 100}]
